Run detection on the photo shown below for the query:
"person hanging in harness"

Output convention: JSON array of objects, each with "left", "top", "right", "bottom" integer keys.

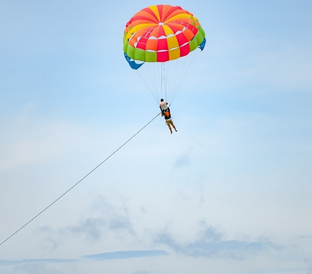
[{"left": 159, "top": 99, "right": 178, "bottom": 134}]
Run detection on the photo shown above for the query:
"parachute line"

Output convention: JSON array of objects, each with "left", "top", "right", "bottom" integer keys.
[
  {"left": 134, "top": 47, "right": 202, "bottom": 107},
  {"left": 0, "top": 112, "right": 161, "bottom": 247},
  {"left": 170, "top": 48, "right": 201, "bottom": 106},
  {"left": 137, "top": 69, "right": 159, "bottom": 103}
]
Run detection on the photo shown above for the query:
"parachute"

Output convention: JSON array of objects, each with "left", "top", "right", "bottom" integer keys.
[{"left": 123, "top": 5, "right": 206, "bottom": 104}]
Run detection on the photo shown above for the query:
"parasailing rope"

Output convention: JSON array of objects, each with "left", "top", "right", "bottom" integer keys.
[{"left": 0, "top": 112, "right": 161, "bottom": 247}]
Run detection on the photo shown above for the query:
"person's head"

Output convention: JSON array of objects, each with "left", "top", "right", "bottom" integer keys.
[{"left": 160, "top": 98, "right": 164, "bottom": 102}]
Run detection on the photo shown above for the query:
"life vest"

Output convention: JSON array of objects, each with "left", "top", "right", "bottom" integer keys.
[{"left": 162, "top": 108, "right": 171, "bottom": 119}]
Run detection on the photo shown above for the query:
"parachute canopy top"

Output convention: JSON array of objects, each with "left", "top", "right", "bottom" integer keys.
[{"left": 123, "top": 5, "right": 206, "bottom": 65}]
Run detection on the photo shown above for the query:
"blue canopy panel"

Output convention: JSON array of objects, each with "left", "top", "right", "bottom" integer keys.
[
  {"left": 199, "top": 38, "right": 206, "bottom": 51},
  {"left": 124, "top": 53, "right": 144, "bottom": 70}
]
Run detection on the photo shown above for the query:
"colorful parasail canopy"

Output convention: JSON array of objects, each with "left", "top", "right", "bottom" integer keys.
[{"left": 123, "top": 5, "right": 206, "bottom": 64}]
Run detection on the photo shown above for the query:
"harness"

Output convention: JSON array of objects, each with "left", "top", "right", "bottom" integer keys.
[{"left": 162, "top": 108, "right": 171, "bottom": 119}]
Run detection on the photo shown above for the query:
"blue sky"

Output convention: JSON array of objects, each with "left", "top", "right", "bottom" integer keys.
[{"left": 1, "top": 0, "right": 312, "bottom": 273}]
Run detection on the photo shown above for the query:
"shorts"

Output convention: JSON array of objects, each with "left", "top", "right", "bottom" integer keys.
[{"left": 165, "top": 118, "right": 173, "bottom": 126}]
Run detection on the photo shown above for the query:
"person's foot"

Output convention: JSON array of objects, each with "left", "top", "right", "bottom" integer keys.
[{"left": 175, "top": 129, "right": 177, "bottom": 132}]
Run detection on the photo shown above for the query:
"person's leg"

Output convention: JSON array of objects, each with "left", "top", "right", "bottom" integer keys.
[
  {"left": 170, "top": 120, "right": 177, "bottom": 132},
  {"left": 166, "top": 121, "right": 173, "bottom": 134}
]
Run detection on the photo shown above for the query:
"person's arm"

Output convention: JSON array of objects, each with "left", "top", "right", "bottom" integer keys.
[{"left": 159, "top": 106, "right": 163, "bottom": 116}]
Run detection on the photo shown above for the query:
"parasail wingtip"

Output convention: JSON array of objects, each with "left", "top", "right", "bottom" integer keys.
[
  {"left": 199, "top": 38, "right": 206, "bottom": 51},
  {"left": 124, "top": 52, "right": 144, "bottom": 70}
]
